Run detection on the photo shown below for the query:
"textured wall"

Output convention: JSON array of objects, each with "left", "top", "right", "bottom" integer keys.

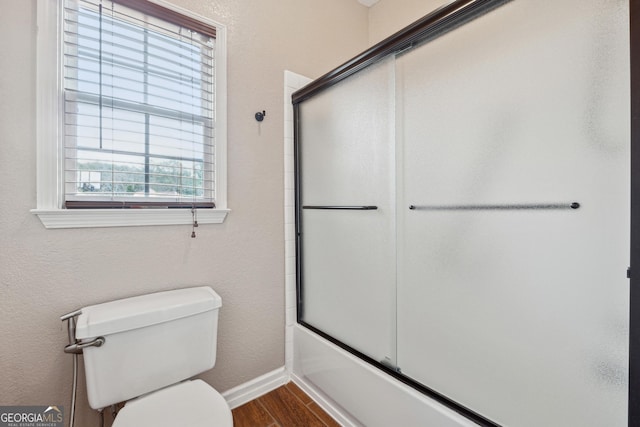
[
  {"left": 368, "top": 0, "right": 448, "bottom": 44},
  {"left": 0, "top": 1, "right": 367, "bottom": 425}
]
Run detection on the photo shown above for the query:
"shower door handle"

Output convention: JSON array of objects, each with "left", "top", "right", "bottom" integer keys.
[
  {"left": 303, "top": 206, "right": 378, "bottom": 210},
  {"left": 408, "top": 202, "right": 580, "bottom": 211}
]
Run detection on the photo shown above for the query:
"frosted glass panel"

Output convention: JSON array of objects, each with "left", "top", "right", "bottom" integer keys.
[
  {"left": 299, "top": 57, "right": 396, "bottom": 362},
  {"left": 396, "top": 1, "right": 629, "bottom": 426}
]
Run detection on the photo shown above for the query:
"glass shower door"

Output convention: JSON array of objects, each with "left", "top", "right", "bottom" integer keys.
[
  {"left": 396, "top": 1, "right": 629, "bottom": 426},
  {"left": 298, "top": 57, "right": 397, "bottom": 364}
]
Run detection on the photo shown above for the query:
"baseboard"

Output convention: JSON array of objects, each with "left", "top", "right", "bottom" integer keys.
[{"left": 221, "top": 367, "right": 289, "bottom": 409}]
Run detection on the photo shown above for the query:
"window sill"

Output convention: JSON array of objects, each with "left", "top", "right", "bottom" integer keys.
[{"left": 31, "top": 208, "right": 230, "bottom": 229}]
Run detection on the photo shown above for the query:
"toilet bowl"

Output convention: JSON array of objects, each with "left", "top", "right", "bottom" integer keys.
[{"left": 72, "top": 287, "right": 233, "bottom": 426}]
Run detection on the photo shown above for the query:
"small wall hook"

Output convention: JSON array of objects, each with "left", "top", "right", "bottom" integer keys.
[{"left": 255, "top": 110, "right": 266, "bottom": 122}]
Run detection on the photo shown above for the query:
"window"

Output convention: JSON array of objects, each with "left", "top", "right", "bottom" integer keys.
[{"left": 34, "top": 0, "right": 228, "bottom": 228}]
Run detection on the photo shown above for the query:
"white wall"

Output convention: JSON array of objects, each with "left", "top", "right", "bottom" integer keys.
[{"left": 0, "top": 1, "right": 368, "bottom": 425}]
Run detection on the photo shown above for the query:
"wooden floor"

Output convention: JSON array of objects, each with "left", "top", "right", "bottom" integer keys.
[{"left": 232, "top": 382, "right": 341, "bottom": 427}]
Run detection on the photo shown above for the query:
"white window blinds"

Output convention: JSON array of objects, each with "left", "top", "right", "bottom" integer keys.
[{"left": 62, "top": 0, "right": 216, "bottom": 208}]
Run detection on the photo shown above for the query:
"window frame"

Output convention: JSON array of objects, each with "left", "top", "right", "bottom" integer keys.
[{"left": 33, "top": 0, "right": 229, "bottom": 229}]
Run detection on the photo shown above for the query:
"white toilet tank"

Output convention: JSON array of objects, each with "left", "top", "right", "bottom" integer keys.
[{"left": 74, "top": 287, "right": 222, "bottom": 410}]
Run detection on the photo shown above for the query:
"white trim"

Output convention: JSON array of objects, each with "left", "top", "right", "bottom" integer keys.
[
  {"left": 36, "top": 0, "right": 62, "bottom": 210},
  {"left": 34, "top": 0, "right": 229, "bottom": 228},
  {"left": 283, "top": 70, "right": 312, "bottom": 373},
  {"left": 213, "top": 21, "right": 228, "bottom": 209},
  {"left": 31, "top": 208, "right": 230, "bottom": 229},
  {"left": 221, "top": 367, "right": 289, "bottom": 410}
]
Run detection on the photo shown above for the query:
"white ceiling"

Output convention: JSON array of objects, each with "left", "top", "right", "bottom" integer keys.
[{"left": 357, "top": 0, "right": 380, "bottom": 7}]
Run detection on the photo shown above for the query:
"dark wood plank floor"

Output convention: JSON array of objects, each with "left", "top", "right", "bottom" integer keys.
[{"left": 232, "top": 382, "right": 341, "bottom": 427}]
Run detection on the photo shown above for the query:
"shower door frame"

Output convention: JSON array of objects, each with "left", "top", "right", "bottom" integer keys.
[
  {"left": 629, "top": 1, "right": 640, "bottom": 425},
  {"left": 294, "top": 0, "right": 640, "bottom": 425}
]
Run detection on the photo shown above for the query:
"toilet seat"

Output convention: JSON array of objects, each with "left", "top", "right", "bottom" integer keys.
[{"left": 112, "top": 380, "right": 233, "bottom": 427}]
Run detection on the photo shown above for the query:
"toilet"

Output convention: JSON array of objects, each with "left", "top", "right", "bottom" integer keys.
[{"left": 73, "top": 286, "right": 233, "bottom": 427}]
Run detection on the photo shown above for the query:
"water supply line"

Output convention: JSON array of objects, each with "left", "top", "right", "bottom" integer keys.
[
  {"left": 70, "top": 352, "right": 78, "bottom": 427},
  {"left": 60, "top": 310, "right": 81, "bottom": 427}
]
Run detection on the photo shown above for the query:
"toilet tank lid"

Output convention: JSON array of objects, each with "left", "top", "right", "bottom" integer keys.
[{"left": 75, "top": 287, "right": 222, "bottom": 339}]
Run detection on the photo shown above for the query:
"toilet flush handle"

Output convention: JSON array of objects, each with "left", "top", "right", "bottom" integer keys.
[
  {"left": 64, "top": 337, "right": 105, "bottom": 354},
  {"left": 60, "top": 309, "right": 106, "bottom": 354}
]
